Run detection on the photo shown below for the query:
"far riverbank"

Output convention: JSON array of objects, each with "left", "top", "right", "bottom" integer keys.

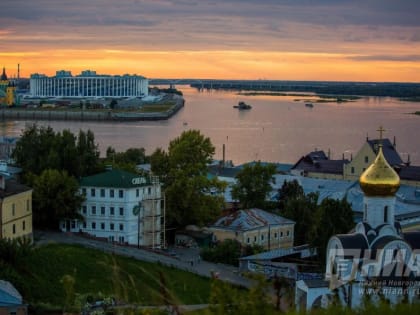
[{"left": 1, "top": 94, "right": 185, "bottom": 122}]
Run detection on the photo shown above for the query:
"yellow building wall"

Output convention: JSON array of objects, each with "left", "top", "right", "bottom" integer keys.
[
  {"left": 343, "top": 142, "right": 376, "bottom": 181},
  {"left": 1, "top": 190, "right": 33, "bottom": 240},
  {"left": 6, "top": 86, "right": 16, "bottom": 106},
  {"left": 211, "top": 224, "right": 294, "bottom": 250}
]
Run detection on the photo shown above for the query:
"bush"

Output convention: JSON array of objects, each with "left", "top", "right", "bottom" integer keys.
[{"left": 200, "top": 239, "right": 242, "bottom": 266}]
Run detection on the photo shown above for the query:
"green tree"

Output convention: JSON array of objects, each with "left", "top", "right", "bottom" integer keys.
[
  {"left": 12, "top": 124, "right": 101, "bottom": 179},
  {"left": 231, "top": 162, "right": 276, "bottom": 209},
  {"left": 150, "top": 147, "right": 170, "bottom": 182},
  {"left": 280, "top": 186, "right": 318, "bottom": 245},
  {"left": 76, "top": 129, "right": 101, "bottom": 177},
  {"left": 103, "top": 146, "right": 147, "bottom": 173},
  {"left": 310, "top": 198, "right": 354, "bottom": 265},
  {"left": 277, "top": 179, "right": 304, "bottom": 210},
  {"left": 201, "top": 239, "right": 242, "bottom": 266},
  {"left": 151, "top": 130, "right": 226, "bottom": 227},
  {"left": 32, "top": 169, "right": 85, "bottom": 229}
]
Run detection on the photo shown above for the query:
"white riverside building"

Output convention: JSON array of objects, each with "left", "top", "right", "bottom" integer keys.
[
  {"left": 30, "top": 70, "right": 148, "bottom": 98},
  {"left": 60, "top": 169, "right": 164, "bottom": 248}
]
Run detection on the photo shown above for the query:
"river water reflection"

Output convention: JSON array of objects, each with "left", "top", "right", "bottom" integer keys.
[{"left": 1, "top": 86, "right": 420, "bottom": 165}]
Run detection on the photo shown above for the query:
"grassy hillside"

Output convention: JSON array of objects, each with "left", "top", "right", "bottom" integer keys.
[{"left": 20, "top": 244, "right": 211, "bottom": 308}]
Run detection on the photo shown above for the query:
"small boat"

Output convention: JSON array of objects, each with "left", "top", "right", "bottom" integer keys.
[
  {"left": 233, "top": 101, "right": 252, "bottom": 110},
  {"left": 305, "top": 103, "right": 314, "bottom": 108}
]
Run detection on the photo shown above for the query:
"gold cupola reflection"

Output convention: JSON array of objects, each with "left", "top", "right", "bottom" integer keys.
[{"left": 359, "top": 129, "right": 400, "bottom": 196}]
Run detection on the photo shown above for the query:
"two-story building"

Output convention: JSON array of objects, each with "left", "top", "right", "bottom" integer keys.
[
  {"left": 60, "top": 169, "right": 163, "bottom": 248},
  {"left": 0, "top": 174, "right": 33, "bottom": 241},
  {"left": 209, "top": 208, "right": 295, "bottom": 250}
]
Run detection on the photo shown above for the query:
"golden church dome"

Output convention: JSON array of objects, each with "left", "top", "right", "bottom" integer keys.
[{"left": 359, "top": 146, "right": 400, "bottom": 196}]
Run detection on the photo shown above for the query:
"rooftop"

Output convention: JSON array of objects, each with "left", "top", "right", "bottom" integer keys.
[
  {"left": 0, "top": 179, "right": 32, "bottom": 199},
  {"left": 211, "top": 208, "right": 295, "bottom": 231},
  {"left": 367, "top": 138, "right": 403, "bottom": 166},
  {"left": 80, "top": 169, "right": 155, "bottom": 189}
]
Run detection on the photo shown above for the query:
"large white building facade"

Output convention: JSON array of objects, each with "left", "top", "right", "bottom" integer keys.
[
  {"left": 60, "top": 169, "right": 163, "bottom": 248},
  {"left": 30, "top": 70, "right": 148, "bottom": 98}
]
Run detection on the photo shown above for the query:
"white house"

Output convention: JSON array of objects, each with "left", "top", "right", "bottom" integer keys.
[{"left": 60, "top": 169, "right": 163, "bottom": 248}]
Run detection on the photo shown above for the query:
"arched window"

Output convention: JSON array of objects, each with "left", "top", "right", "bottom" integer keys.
[{"left": 384, "top": 206, "right": 388, "bottom": 223}]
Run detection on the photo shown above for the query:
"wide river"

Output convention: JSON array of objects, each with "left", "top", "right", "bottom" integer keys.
[{"left": 1, "top": 86, "right": 420, "bottom": 165}]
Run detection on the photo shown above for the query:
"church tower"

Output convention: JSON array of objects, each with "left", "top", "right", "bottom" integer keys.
[{"left": 359, "top": 126, "right": 400, "bottom": 231}]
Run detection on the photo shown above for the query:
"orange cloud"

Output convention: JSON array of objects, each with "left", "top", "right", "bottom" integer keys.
[{"left": 2, "top": 49, "right": 420, "bottom": 82}]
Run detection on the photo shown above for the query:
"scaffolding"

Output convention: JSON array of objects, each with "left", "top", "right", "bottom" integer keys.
[{"left": 140, "top": 175, "right": 165, "bottom": 249}]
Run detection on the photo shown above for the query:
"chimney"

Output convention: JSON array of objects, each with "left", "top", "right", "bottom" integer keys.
[
  {"left": 327, "top": 148, "right": 331, "bottom": 159},
  {"left": 393, "top": 136, "right": 396, "bottom": 149},
  {"left": 366, "top": 133, "right": 369, "bottom": 141},
  {"left": 17, "top": 63, "right": 20, "bottom": 81},
  {"left": 406, "top": 154, "right": 411, "bottom": 167},
  {"left": 222, "top": 144, "right": 225, "bottom": 168}
]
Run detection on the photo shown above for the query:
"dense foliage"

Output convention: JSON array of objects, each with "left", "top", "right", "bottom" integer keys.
[
  {"left": 151, "top": 130, "right": 226, "bottom": 227},
  {"left": 231, "top": 162, "right": 276, "bottom": 209},
  {"left": 200, "top": 239, "right": 242, "bottom": 266},
  {"left": 278, "top": 180, "right": 354, "bottom": 264},
  {"left": 32, "top": 169, "right": 85, "bottom": 229},
  {"left": 104, "top": 146, "right": 149, "bottom": 172},
  {"left": 13, "top": 124, "right": 101, "bottom": 179}
]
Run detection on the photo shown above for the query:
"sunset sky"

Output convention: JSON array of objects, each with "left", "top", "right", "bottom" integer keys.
[{"left": 1, "top": 0, "right": 420, "bottom": 81}]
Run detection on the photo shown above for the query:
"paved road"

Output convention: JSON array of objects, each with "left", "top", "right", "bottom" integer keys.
[{"left": 35, "top": 231, "right": 253, "bottom": 289}]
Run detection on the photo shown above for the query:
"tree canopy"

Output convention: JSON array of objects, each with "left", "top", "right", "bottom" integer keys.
[
  {"left": 278, "top": 180, "right": 354, "bottom": 264},
  {"left": 32, "top": 169, "right": 85, "bottom": 229},
  {"left": 12, "top": 124, "right": 101, "bottom": 179},
  {"left": 231, "top": 162, "right": 276, "bottom": 209},
  {"left": 151, "top": 130, "right": 226, "bottom": 227}
]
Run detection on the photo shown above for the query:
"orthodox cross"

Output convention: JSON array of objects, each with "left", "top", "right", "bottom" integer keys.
[{"left": 377, "top": 126, "right": 385, "bottom": 147}]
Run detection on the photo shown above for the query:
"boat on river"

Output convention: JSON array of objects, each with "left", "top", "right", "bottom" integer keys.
[
  {"left": 305, "top": 103, "right": 314, "bottom": 108},
  {"left": 233, "top": 101, "right": 252, "bottom": 110}
]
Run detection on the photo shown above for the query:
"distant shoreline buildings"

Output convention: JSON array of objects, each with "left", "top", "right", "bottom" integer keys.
[{"left": 29, "top": 70, "right": 148, "bottom": 98}]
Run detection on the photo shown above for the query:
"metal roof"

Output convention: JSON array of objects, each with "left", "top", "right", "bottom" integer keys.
[
  {"left": 367, "top": 138, "right": 403, "bottom": 166},
  {"left": 240, "top": 245, "right": 315, "bottom": 261},
  {"left": 0, "top": 280, "right": 22, "bottom": 305},
  {"left": 211, "top": 208, "right": 295, "bottom": 231},
  {"left": 80, "top": 169, "right": 153, "bottom": 188}
]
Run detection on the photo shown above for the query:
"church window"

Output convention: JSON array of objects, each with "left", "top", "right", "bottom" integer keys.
[
  {"left": 384, "top": 206, "right": 388, "bottom": 223},
  {"left": 351, "top": 167, "right": 355, "bottom": 174},
  {"left": 365, "top": 156, "right": 369, "bottom": 163}
]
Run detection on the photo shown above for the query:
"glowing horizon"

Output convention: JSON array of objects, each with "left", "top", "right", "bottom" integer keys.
[{"left": 1, "top": 0, "right": 420, "bottom": 82}]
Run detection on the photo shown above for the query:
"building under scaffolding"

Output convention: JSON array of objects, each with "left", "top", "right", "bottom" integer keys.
[{"left": 138, "top": 175, "right": 166, "bottom": 249}]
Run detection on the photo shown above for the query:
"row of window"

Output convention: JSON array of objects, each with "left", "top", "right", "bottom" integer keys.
[
  {"left": 12, "top": 220, "right": 26, "bottom": 234},
  {"left": 82, "top": 205, "right": 125, "bottom": 216},
  {"left": 246, "top": 230, "right": 292, "bottom": 244},
  {"left": 82, "top": 187, "right": 153, "bottom": 198},
  {"left": 11, "top": 200, "right": 31, "bottom": 216},
  {"left": 83, "top": 221, "right": 124, "bottom": 231}
]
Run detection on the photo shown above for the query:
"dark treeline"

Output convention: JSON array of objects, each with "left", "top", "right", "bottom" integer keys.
[{"left": 188, "top": 80, "right": 420, "bottom": 97}]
